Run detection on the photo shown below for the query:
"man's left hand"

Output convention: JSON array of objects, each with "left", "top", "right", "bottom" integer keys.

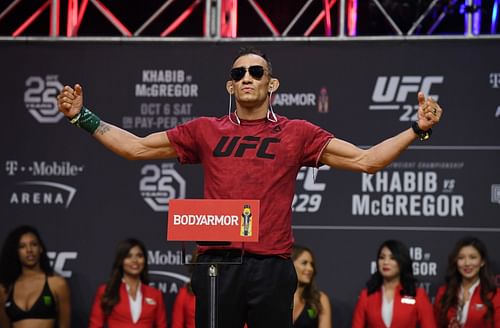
[{"left": 416, "top": 91, "right": 443, "bottom": 131}]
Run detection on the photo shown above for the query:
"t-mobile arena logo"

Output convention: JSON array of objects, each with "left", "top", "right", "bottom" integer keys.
[
  {"left": 490, "top": 74, "right": 500, "bottom": 118},
  {"left": 139, "top": 163, "right": 186, "bottom": 212},
  {"left": 24, "top": 75, "right": 64, "bottom": 123},
  {"left": 490, "top": 73, "right": 500, "bottom": 88}
]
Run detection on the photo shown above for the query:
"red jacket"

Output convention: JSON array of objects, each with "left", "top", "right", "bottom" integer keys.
[
  {"left": 88, "top": 283, "right": 167, "bottom": 328},
  {"left": 352, "top": 286, "right": 436, "bottom": 328},
  {"left": 171, "top": 286, "right": 195, "bottom": 328},
  {"left": 434, "top": 285, "right": 500, "bottom": 328}
]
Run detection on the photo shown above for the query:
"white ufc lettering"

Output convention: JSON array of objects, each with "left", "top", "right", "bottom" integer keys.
[{"left": 371, "top": 75, "right": 443, "bottom": 106}]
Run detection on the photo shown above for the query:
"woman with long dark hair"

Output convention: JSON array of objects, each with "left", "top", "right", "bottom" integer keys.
[
  {"left": 0, "top": 225, "right": 71, "bottom": 328},
  {"left": 352, "top": 239, "right": 436, "bottom": 328},
  {"left": 291, "top": 245, "right": 332, "bottom": 328},
  {"left": 434, "top": 236, "right": 500, "bottom": 328},
  {"left": 88, "top": 238, "right": 167, "bottom": 328}
]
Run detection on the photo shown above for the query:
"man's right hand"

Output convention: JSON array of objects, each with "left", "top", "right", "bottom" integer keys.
[{"left": 57, "top": 84, "right": 83, "bottom": 119}]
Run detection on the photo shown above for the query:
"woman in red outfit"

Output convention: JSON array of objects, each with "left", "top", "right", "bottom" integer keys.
[
  {"left": 434, "top": 237, "right": 500, "bottom": 328},
  {"left": 352, "top": 240, "right": 436, "bottom": 328},
  {"left": 171, "top": 284, "right": 195, "bottom": 328},
  {"left": 88, "top": 238, "right": 167, "bottom": 328},
  {"left": 171, "top": 252, "right": 196, "bottom": 328}
]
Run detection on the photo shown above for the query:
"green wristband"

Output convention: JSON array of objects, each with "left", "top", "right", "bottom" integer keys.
[{"left": 69, "top": 106, "right": 101, "bottom": 134}]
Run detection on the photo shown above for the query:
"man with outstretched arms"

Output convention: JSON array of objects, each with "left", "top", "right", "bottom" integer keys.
[{"left": 57, "top": 47, "right": 442, "bottom": 328}]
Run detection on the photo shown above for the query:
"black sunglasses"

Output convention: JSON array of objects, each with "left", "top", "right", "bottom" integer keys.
[{"left": 230, "top": 65, "right": 266, "bottom": 82}]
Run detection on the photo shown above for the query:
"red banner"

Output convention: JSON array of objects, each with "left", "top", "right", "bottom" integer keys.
[{"left": 167, "top": 199, "right": 260, "bottom": 242}]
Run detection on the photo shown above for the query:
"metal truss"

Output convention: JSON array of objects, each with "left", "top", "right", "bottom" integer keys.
[
  {"left": 370, "top": 0, "right": 493, "bottom": 36},
  {"left": 0, "top": 0, "right": 209, "bottom": 37},
  {"left": 0, "top": 0, "right": 498, "bottom": 38},
  {"left": 220, "top": 0, "right": 346, "bottom": 37}
]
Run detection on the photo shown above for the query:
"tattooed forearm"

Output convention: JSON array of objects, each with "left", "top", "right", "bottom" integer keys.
[{"left": 95, "top": 122, "right": 111, "bottom": 135}]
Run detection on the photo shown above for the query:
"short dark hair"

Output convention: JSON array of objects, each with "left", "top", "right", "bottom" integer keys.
[
  {"left": 232, "top": 46, "right": 273, "bottom": 76},
  {"left": 0, "top": 225, "right": 53, "bottom": 288}
]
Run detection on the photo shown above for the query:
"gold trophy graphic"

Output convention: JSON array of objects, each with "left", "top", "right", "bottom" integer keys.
[{"left": 240, "top": 205, "right": 252, "bottom": 237}]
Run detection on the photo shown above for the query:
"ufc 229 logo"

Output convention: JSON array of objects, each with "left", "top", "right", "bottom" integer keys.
[
  {"left": 24, "top": 75, "right": 64, "bottom": 123},
  {"left": 369, "top": 76, "right": 443, "bottom": 122},
  {"left": 213, "top": 136, "right": 280, "bottom": 159},
  {"left": 293, "top": 166, "right": 330, "bottom": 213}
]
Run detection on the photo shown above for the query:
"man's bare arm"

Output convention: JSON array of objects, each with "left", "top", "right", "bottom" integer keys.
[
  {"left": 320, "top": 92, "right": 442, "bottom": 173},
  {"left": 57, "top": 84, "right": 177, "bottom": 160},
  {"left": 93, "top": 122, "right": 177, "bottom": 160},
  {"left": 320, "top": 129, "right": 417, "bottom": 173}
]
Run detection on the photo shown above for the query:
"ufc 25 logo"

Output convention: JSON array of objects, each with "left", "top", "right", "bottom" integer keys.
[
  {"left": 24, "top": 75, "right": 64, "bottom": 123},
  {"left": 47, "top": 251, "right": 78, "bottom": 278},
  {"left": 140, "top": 163, "right": 186, "bottom": 212},
  {"left": 369, "top": 75, "right": 443, "bottom": 122},
  {"left": 213, "top": 136, "right": 280, "bottom": 159}
]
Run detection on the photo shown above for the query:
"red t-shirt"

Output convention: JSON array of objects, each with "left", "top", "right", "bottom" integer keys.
[{"left": 166, "top": 114, "right": 333, "bottom": 256}]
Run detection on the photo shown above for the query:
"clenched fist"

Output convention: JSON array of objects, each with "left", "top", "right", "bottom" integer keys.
[{"left": 57, "top": 84, "right": 83, "bottom": 119}]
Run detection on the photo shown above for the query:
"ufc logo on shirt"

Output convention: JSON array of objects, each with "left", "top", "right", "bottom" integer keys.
[{"left": 213, "top": 136, "right": 280, "bottom": 159}]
